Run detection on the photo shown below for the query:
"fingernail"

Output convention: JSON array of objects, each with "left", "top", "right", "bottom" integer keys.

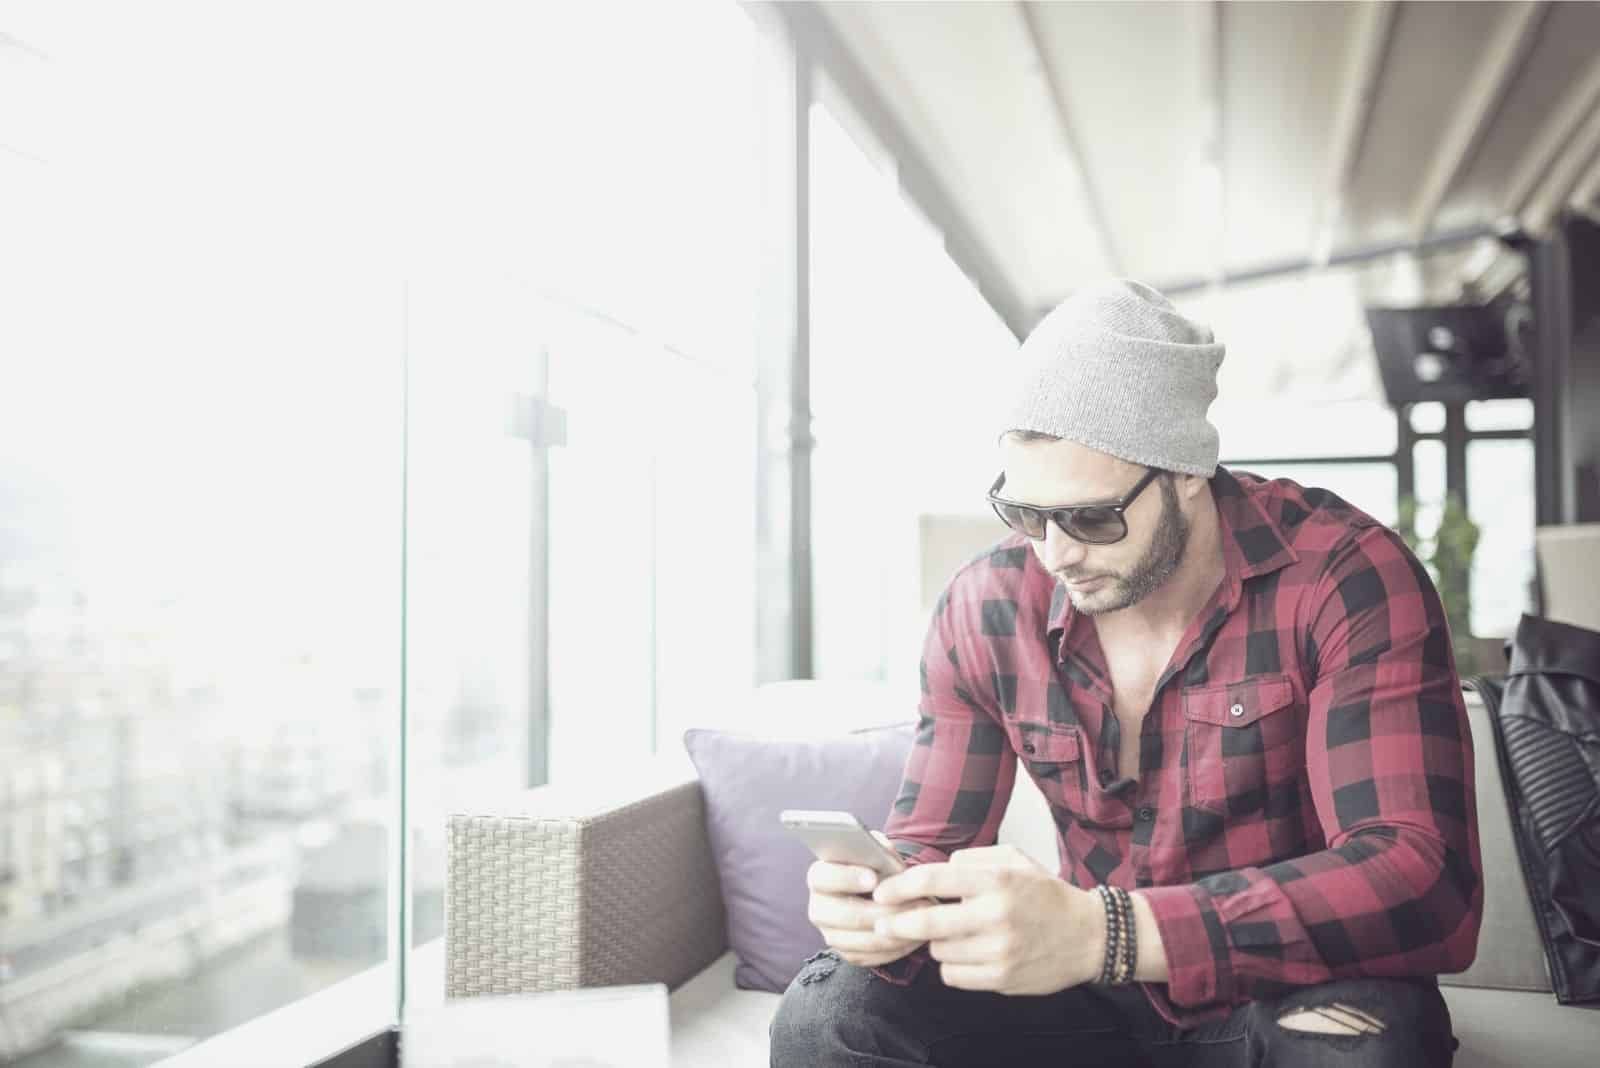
[{"left": 859, "top": 872, "right": 876, "bottom": 891}]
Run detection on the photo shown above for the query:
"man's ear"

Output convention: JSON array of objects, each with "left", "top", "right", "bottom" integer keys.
[{"left": 1175, "top": 472, "right": 1209, "bottom": 502}]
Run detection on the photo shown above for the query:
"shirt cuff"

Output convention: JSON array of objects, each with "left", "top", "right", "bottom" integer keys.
[
  {"left": 869, "top": 945, "right": 930, "bottom": 987},
  {"left": 1137, "top": 883, "right": 1236, "bottom": 1009}
]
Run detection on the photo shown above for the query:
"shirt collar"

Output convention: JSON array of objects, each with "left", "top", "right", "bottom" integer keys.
[{"left": 1046, "top": 466, "right": 1299, "bottom": 638}]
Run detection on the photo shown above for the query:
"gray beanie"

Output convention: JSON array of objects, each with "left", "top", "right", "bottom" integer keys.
[{"left": 1002, "top": 279, "right": 1225, "bottom": 477}]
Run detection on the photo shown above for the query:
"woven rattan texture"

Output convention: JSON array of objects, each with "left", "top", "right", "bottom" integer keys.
[
  {"left": 446, "top": 812, "right": 584, "bottom": 997},
  {"left": 445, "top": 781, "right": 727, "bottom": 999},
  {"left": 578, "top": 782, "right": 726, "bottom": 990}
]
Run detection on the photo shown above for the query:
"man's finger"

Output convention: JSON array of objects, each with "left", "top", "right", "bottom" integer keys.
[
  {"left": 927, "top": 934, "right": 1008, "bottom": 965},
  {"left": 807, "top": 861, "right": 880, "bottom": 895},
  {"left": 950, "top": 844, "right": 1036, "bottom": 871},
  {"left": 873, "top": 902, "right": 987, "bottom": 942},
  {"left": 837, "top": 947, "right": 911, "bottom": 969},
  {"left": 873, "top": 862, "right": 999, "bottom": 905},
  {"left": 938, "top": 962, "right": 1002, "bottom": 991},
  {"left": 809, "top": 894, "right": 890, "bottom": 931},
  {"left": 820, "top": 927, "right": 916, "bottom": 953}
]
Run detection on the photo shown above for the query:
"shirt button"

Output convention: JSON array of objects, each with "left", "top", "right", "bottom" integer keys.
[
  {"left": 1229, "top": 702, "right": 1245, "bottom": 718},
  {"left": 1022, "top": 741, "right": 1036, "bottom": 755},
  {"left": 1136, "top": 806, "right": 1154, "bottom": 822}
]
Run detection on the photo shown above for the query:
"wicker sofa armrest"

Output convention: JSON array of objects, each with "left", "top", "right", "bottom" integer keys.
[{"left": 445, "top": 766, "right": 727, "bottom": 999}]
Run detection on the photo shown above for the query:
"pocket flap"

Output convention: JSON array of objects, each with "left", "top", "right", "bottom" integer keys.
[
  {"left": 1182, "top": 675, "right": 1296, "bottom": 727},
  {"left": 1014, "top": 724, "right": 1081, "bottom": 762}
]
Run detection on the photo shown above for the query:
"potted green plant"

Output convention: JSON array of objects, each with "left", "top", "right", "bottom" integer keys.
[{"left": 1396, "top": 494, "right": 1484, "bottom": 674}]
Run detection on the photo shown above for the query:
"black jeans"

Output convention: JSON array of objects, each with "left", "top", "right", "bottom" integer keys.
[{"left": 769, "top": 950, "right": 1458, "bottom": 1067}]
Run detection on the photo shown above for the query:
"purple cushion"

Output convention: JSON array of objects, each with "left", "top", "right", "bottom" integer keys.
[{"left": 682, "top": 723, "right": 914, "bottom": 993}]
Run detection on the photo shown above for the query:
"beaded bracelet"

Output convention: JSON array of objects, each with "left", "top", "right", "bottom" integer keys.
[
  {"left": 1095, "top": 885, "right": 1137, "bottom": 985},
  {"left": 1097, "top": 885, "right": 1126, "bottom": 984},
  {"left": 1095, "top": 885, "right": 1120, "bottom": 984},
  {"left": 1111, "top": 887, "right": 1130, "bottom": 984},
  {"left": 1119, "top": 887, "right": 1138, "bottom": 983}
]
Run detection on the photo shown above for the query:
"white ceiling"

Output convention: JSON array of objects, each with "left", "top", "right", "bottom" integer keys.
[{"left": 811, "top": 1, "right": 1600, "bottom": 336}]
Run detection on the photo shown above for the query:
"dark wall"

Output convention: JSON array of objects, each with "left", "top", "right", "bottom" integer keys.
[
  {"left": 1530, "top": 211, "right": 1600, "bottom": 525},
  {"left": 1566, "top": 213, "right": 1600, "bottom": 522}
]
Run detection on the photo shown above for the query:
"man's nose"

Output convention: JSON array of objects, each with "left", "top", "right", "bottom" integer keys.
[{"left": 1039, "top": 523, "right": 1089, "bottom": 572}]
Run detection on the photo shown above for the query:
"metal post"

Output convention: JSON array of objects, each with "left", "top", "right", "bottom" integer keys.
[
  {"left": 510, "top": 345, "right": 564, "bottom": 787},
  {"left": 753, "top": 14, "right": 814, "bottom": 682},
  {"left": 1395, "top": 404, "right": 1416, "bottom": 506},
  {"left": 1444, "top": 401, "right": 1470, "bottom": 515},
  {"left": 393, "top": 282, "right": 413, "bottom": 1020},
  {"left": 790, "top": 47, "right": 814, "bottom": 682},
  {"left": 1528, "top": 224, "right": 1570, "bottom": 526}
]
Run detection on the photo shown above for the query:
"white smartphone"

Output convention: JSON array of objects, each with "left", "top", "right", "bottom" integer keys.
[{"left": 779, "top": 809, "right": 907, "bottom": 877}]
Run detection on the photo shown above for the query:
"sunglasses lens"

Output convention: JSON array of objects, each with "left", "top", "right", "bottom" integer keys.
[
  {"left": 1061, "top": 506, "right": 1125, "bottom": 544},
  {"left": 993, "top": 502, "right": 1046, "bottom": 539}
]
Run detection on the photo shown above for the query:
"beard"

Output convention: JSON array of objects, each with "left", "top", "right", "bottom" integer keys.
[{"left": 1062, "top": 476, "right": 1189, "bottom": 616}]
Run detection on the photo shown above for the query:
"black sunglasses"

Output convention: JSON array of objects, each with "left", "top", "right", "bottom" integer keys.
[{"left": 987, "top": 467, "right": 1162, "bottom": 545}]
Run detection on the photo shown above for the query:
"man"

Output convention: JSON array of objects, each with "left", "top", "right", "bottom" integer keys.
[{"left": 770, "top": 280, "right": 1481, "bottom": 1066}]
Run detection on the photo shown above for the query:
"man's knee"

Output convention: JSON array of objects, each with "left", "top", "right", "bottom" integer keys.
[
  {"left": 770, "top": 951, "right": 933, "bottom": 1067},
  {"left": 1259, "top": 977, "right": 1455, "bottom": 1065},
  {"left": 769, "top": 951, "right": 875, "bottom": 1066}
]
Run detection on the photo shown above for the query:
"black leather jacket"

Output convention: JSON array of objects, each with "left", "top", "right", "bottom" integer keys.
[{"left": 1470, "top": 614, "right": 1600, "bottom": 1005}]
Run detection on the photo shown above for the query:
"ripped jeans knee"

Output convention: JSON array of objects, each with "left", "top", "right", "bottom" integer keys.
[
  {"left": 1276, "top": 1000, "right": 1387, "bottom": 1036},
  {"left": 1258, "top": 977, "right": 1456, "bottom": 1065},
  {"left": 796, "top": 948, "right": 841, "bottom": 986}
]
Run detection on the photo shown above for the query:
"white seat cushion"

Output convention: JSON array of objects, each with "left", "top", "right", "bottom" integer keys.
[{"left": 669, "top": 952, "right": 781, "bottom": 1066}]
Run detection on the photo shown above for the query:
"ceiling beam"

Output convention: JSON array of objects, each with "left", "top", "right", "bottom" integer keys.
[
  {"left": 764, "top": 1, "right": 1035, "bottom": 340},
  {"left": 1524, "top": 98, "right": 1600, "bottom": 234},
  {"left": 1572, "top": 150, "right": 1600, "bottom": 210},
  {"left": 1503, "top": 52, "right": 1600, "bottom": 221},
  {"left": 1309, "top": 0, "right": 1397, "bottom": 267},
  {"left": 1407, "top": 1, "right": 1547, "bottom": 244},
  {"left": 1157, "top": 221, "right": 1498, "bottom": 298},
  {"left": 1014, "top": 2, "right": 1123, "bottom": 278}
]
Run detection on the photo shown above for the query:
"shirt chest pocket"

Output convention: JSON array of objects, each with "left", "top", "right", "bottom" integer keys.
[
  {"left": 1182, "top": 674, "right": 1303, "bottom": 815},
  {"left": 1008, "top": 721, "right": 1091, "bottom": 820}
]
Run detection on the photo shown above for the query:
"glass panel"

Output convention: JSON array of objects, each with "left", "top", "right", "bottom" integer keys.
[
  {"left": 1465, "top": 398, "right": 1534, "bottom": 433},
  {"left": 1411, "top": 440, "right": 1448, "bottom": 544},
  {"left": 1409, "top": 401, "right": 1447, "bottom": 435},
  {"left": 809, "top": 99, "right": 1015, "bottom": 694},
  {"left": 1466, "top": 439, "right": 1536, "bottom": 639},
  {"left": 402, "top": 272, "right": 537, "bottom": 1010},
  {"left": 544, "top": 300, "right": 759, "bottom": 774},
  {"left": 1227, "top": 464, "right": 1400, "bottom": 529},
  {"left": 524, "top": 0, "right": 766, "bottom": 778},
  {"left": 649, "top": 360, "right": 758, "bottom": 746},
  {"left": 2, "top": 8, "right": 404, "bottom": 1065},
  {"left": 1173, "top": 267, "right": 1386, "bottom": 417},
  {"left": 460, "top": 1, "right": 764, "bottom": 380},
  {"left": 1213, "top": 400, "right": 1398, "bottom": 462},
  {"left": 545, "top": 310, "right": 659, "bottom": 779}
]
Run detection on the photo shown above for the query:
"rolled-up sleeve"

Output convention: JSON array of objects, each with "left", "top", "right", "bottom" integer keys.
[{"left": 872, "top": 590, "right": 1018, "bottom": 985}]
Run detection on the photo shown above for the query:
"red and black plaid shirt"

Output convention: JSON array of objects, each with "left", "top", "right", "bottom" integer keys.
[{"left": 879, "top": 467, "right": 1483, "bottom": 1027}]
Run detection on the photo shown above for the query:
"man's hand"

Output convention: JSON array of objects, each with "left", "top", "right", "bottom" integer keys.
[
  {"left": 804, "top": 832, "right": 928, "bottom": 968},
  {"left": 870, "top": 844, "right": 1105, "bottom": 995}
]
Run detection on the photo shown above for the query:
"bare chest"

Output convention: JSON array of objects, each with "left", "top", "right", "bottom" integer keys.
[{"left": 1102, "top": 646, "right": 1181, "bottom": 779}]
